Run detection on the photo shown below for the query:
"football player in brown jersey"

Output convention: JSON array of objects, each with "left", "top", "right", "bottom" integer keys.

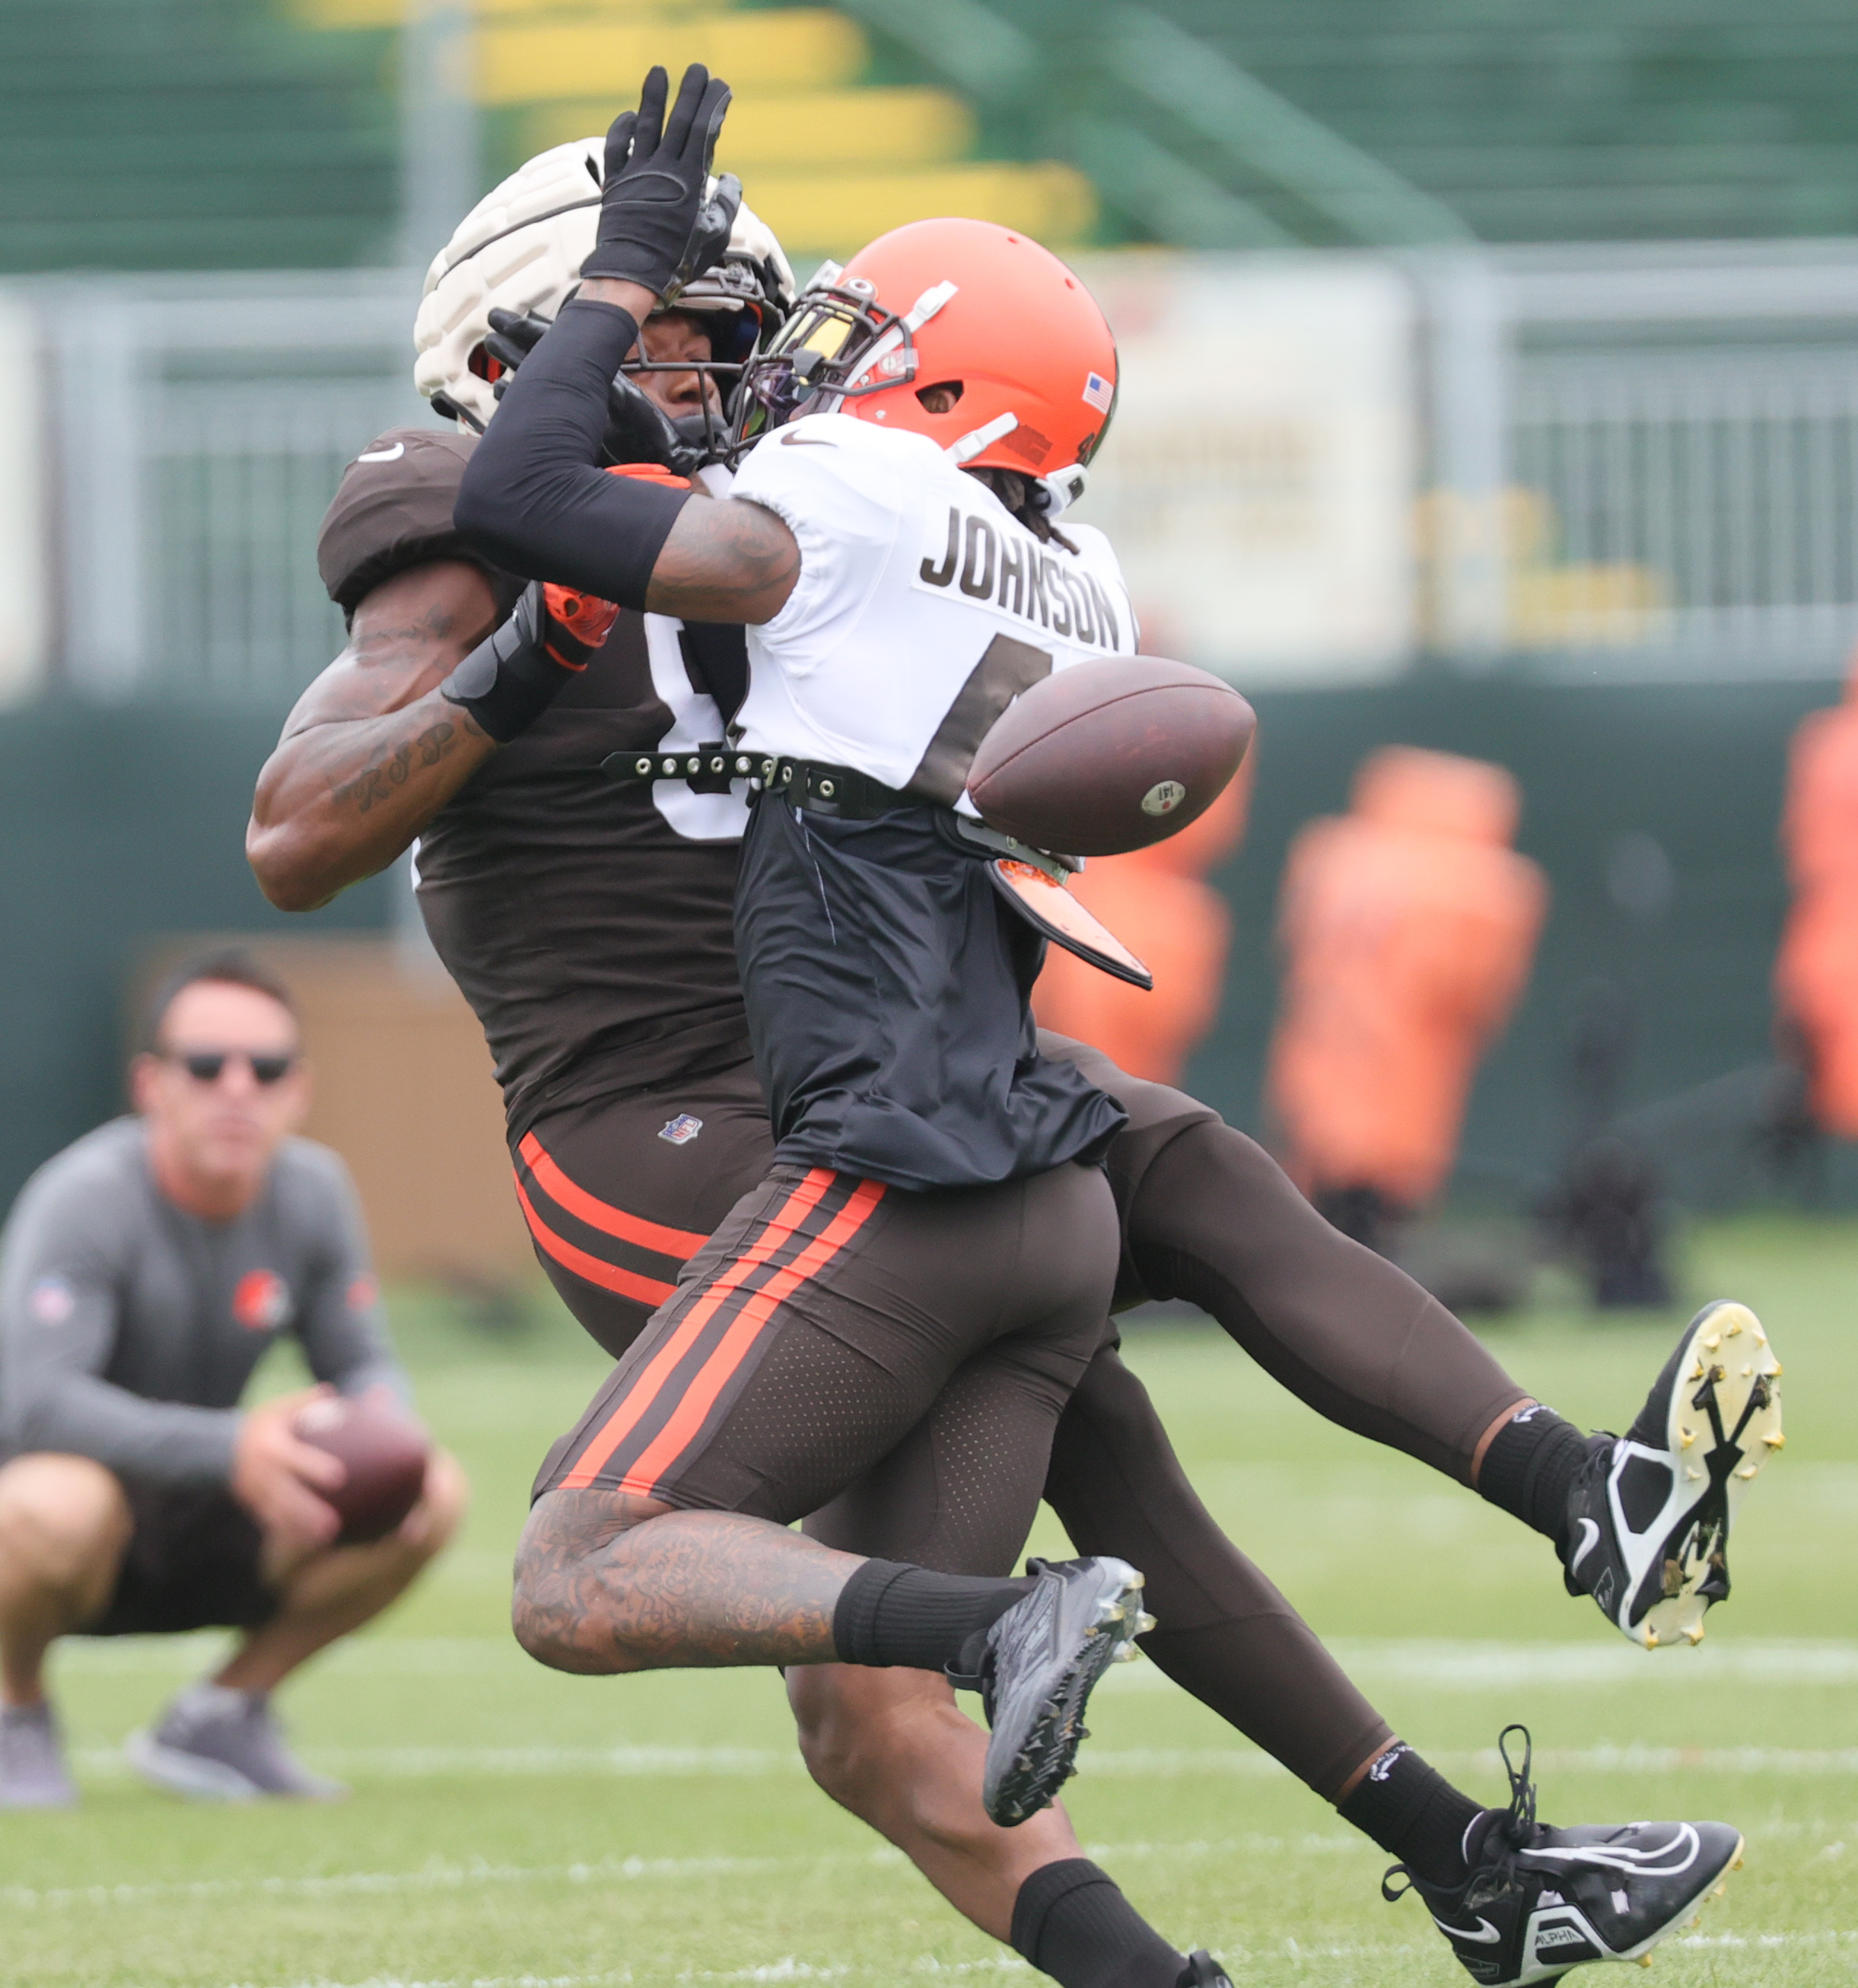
[{"left": 249, "top": 84, "right": 1768, "bottom": 1988}]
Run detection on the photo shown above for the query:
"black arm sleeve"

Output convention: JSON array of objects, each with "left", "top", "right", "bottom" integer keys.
[{"left": 453, "top": 298, "right": 693, "bottom": 610}]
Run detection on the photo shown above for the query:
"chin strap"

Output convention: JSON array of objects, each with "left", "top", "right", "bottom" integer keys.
[
  {"left": 1035, "top": 462, "right": 1089, "bottom": 518},
  {"left": 943, "top": 413, "right": 1090, "bottom": 521},
  {"left": 946, "top": 411, "right": 1019, "bottom": 466}
]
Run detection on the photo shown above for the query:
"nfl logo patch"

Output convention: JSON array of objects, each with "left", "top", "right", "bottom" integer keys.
[
  {"left": 1080, "top": 372, "right": 1114, "bottom": 413},
  {"left": 232, "top": 1268, "right": 291, "bottom": 1332},
  {"left": 658, "top": 1114, "right": 704, "bottom": 1147}
]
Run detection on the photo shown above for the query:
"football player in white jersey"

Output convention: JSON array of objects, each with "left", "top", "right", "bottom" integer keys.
[
  {"left": 442, "top": 65, "right": 1750, "bottom": 1988},
  {"left": 462, "top": 66, "right": 1154, "bottom": 1839}
]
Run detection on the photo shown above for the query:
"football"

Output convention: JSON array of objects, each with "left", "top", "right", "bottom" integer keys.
[
  {"left": 296, "top": 1393, "right": 431, "bottom": 1544},
  {"left": 967, "top": 656, "right": 1255, "bottom": 857}
]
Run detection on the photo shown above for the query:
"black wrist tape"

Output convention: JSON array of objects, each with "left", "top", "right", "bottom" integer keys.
[{"left": 441, "top": 591, "right": 569, "bottom": 744}]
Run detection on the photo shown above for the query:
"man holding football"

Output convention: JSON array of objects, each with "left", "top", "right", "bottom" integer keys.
[
  {"left": 0, "top": 953, "right": 466, "bottom": 1808},
  {"left": 250, "top": 65, "right": 1771, "bottom": 1986}
]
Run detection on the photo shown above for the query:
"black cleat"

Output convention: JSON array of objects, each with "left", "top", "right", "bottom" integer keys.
[
  {"left": 1175, "top": 1951, "right": 1233, "bottom": 1988},
  {"left": 1387, "top": 1726, "right": 1743, "bottom": 1985},
  {"left": 959, "top": 1554, "right": 1150, "bottom": 1827},
  {"left": 1561, "top": 1300, "right": 1782, "bottom": 1648}
]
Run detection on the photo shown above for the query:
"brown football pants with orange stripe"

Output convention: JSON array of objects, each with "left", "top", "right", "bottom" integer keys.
[
  {"left": 514, "top": 1039, "right": 1526, "bottom": 1799},
  {"left": 533, "top": 1159, "right": 1118, "bottom": 1585}
]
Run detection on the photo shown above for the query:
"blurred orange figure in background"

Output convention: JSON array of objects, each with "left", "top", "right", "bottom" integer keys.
[
  {"left": 1774, "top": 653, "right": 1858, "bottom": 1135},
  {"left": 1031, "top": 757, "right": 1255, "bottom": 1084},
  {"left": 1268, "top": 747, "right": 1548, "bottom": 1226}
]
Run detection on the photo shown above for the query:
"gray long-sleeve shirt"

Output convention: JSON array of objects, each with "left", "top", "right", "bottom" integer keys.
[{"left": 0, "top": 1118, "right": 406, "bottom": 1487}]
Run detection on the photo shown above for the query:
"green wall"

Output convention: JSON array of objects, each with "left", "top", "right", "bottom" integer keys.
[
  {"left": 0, "top": 676, "right": 1845, "bottom": 1214},
  {"left": 0, "top": 698, "right": 392, "bottom": 1205}
]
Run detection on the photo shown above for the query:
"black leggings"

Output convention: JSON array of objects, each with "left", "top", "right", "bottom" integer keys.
[
  {"left": 1045, "top": 1340, "right": 1392, "bottom": 1801},
  {"left": 1042, "top": 1035, "right": 1529, "bottom": 1486}
]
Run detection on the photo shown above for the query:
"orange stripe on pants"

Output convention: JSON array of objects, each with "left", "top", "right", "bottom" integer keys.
[
  {"left": 614, "top": 1178, "right": 888, "bottom": 1498},
  {"left": 513, "top": 1179, "right": 679, "bottom": 1307},
  {"left": 517, "top": 1131, "right": 710, "bottom": 1258},
  {"left": 559, "top": 1170, "right": 837, "bottom": 1492}
]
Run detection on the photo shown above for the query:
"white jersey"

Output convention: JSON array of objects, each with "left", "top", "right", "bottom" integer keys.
[{"left": 730, "top": 413, "right": 1137, "bottom": 801}]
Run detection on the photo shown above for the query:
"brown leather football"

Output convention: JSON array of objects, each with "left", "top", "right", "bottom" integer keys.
[
  {"left": 966, "top": 656, "right": 1255, "bottom": 857},
  {"left": 295, "top": 1394, "right": 430, "bottom": 1545}
]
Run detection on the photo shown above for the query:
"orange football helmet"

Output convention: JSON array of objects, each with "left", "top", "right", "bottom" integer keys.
[{"left": 733, "top": 218, "right": 1117, "bottom": 509}]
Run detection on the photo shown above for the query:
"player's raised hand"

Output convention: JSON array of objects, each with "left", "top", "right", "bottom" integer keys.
[
  {"left": 581, "top": 63, "right": 740, "bottom": 300},
  {"left": 482, "top": 306, "right": 551, "bottom": 389}
]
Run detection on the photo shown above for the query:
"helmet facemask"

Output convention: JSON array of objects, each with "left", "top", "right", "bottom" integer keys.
[
  {"left": 415, "top": 142, "right": 797, "bottom": 471},
  {"left": 730, "top": 267, "right": 962, "bottom": 460}
]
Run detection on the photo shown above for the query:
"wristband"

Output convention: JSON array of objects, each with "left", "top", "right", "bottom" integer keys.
[{"left": 442, "top": 580, "right": 612, "bottom": 743}]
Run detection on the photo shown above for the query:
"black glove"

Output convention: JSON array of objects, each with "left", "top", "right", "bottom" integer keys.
[
  {"left": 482, "top": 307, "right": 549, "bottom": 380},
  {"left": 581, "top": 64, "right": 740, "bottom": 297},
  {"left": 441, "top": 579, "right": 619, "bottom": 743},
  {"left": 485, "top": 306, "right": 707, "bottom": 475}
]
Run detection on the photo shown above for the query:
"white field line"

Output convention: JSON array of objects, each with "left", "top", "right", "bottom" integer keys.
[
  {"left": 73, "top": 1738, "right": 1858, "bottom": 1782},
  {"left": 1111, "top": 1637, "right": 1858, "bottom": 1691},
  {"left": 71, "top": 1743, "right": 806, "bottom": 1779},
  {"left": 219, "top": 1967, "right": 1034, "bottom": 1988},
  {"left": 2, "top": 1836, "right": 1347, "bottom": 1913},
  {"left": 3, "top": 1850, "right": 880, "bottom": 1910},
  {"left": 213, "top": 1931, "right": 1858, "bottom": 1988},
  {"left": 53, "top": 1634, "right": 1858, "bottom": 1687}
]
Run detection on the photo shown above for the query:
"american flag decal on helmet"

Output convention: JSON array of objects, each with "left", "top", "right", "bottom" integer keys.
[{"left": 1081, "top": 372, "right": 1114, "bottom": 413}]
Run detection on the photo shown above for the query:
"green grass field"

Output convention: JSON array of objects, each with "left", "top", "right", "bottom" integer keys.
[{"left": 6, "top": 1215, "right": 1855, "bottom": 1986}]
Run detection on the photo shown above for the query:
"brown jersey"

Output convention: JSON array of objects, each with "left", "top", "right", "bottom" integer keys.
[{"left": 317, "top": 428, "right": 752, "bottom": 1137}]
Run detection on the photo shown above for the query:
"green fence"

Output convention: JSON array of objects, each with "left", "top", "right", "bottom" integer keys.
[
  {"left": 0, "top": 698, "right": 393, "bottom": 1204},
  {"left": 2, "top": 676, "right": 1847, "bottom": 1213}
]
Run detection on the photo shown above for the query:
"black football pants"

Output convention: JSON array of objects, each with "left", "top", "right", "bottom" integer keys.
[{"left": 515, "top": 1037, "right": 1529, "bottom": 1800}]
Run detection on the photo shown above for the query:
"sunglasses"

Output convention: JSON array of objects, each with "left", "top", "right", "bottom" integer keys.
[{"left": 164, "top": 1048, "right": 297, "bottom": 1086}]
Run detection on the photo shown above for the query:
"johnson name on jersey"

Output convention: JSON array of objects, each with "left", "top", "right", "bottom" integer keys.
[{"left": 729, "top": 413, "right": 1137, "bottom": 803}]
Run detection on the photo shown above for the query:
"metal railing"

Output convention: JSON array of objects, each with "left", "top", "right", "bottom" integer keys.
[
  {"left": 17, "top": 241, "right": 1858, "bottom": 703},
  {"left": 38, "top": 270, "right": 421, "bottom": 703},
  {"left": 1475, "top": 241, "right": 1858, "bottom": 676}
]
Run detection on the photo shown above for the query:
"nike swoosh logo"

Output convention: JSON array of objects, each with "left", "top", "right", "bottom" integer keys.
[
  {"left": 1433, "top": 1915, "right": 1503, "bottom": 1944},
  {"left": 358, "top": 442, "right": 406, "bottom": 463},
  {"left": 1569, "top": 1518, "right": 1600, "bottom": 1573}
]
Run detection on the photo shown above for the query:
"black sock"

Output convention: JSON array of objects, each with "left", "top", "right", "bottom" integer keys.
[
  {"left": 1476, "top": 1404, "right": 1594, "bottom": 1551},
  {"left": 831, "top": 1559, "right": 1032, "bottom": 1673},
  {"left": 1338, "top": 1743, "right": 1483, "bottom": 1888},
  {"left": 1011, "top": 1859, "right": 1186, "bottom": 1988}
]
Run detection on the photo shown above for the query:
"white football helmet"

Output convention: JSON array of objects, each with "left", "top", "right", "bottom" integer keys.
[{"left": 414, "top": 137, "right": 797, "bottom": 436}]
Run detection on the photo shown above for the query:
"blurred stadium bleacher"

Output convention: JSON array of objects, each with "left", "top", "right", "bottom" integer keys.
[{"left": 13, "top": 0, "right": 1858, "bottom": 280}]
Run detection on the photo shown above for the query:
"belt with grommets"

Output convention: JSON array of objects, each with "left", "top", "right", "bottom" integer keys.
[{"left": 600, "top": 746, "right": 912, "bottom": 818}]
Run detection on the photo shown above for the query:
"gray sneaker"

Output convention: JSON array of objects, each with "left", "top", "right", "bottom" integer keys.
[
  {"left": 962, "top": 1555, "right": 1152, "bottom": 1827},
  {"left": 0, "top": 1701, "right": 78, "bottom": 1808},
  {"left": 125, "top": 1683, "right": 347, "bottom": 1801}
]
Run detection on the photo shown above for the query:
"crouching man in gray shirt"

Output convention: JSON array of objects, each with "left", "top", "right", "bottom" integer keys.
[{"left": 0, "top": 953, "right": 468, "bottom": 1806}]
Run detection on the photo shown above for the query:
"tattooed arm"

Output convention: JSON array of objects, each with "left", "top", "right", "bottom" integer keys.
[{"left": 247, "top": 559, "right": 502, "bottom": 911}]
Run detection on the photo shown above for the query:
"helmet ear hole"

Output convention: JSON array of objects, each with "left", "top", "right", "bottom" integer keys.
[{"left": 917, "top": 380, "right": 964, "bottom": 412}]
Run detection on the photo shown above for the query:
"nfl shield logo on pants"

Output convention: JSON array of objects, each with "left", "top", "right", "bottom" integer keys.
[{"left": 658, "top": 1114, "right": 704, "bottom": 1147}]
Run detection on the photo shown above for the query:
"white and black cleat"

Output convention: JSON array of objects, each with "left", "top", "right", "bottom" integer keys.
[
  {"left": 1387, "top": 1726, "right": 1743, "bottom": 1984},
  {"left": 1561, "top": 1300, "right": 1782, "bottom": 1649},
  {"left": 1175, "top": 1951, "right": 1233, "bottom": 1988},
  {"left": 959, "top": 1554, "right": 1150, "bottom": 1827}
]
